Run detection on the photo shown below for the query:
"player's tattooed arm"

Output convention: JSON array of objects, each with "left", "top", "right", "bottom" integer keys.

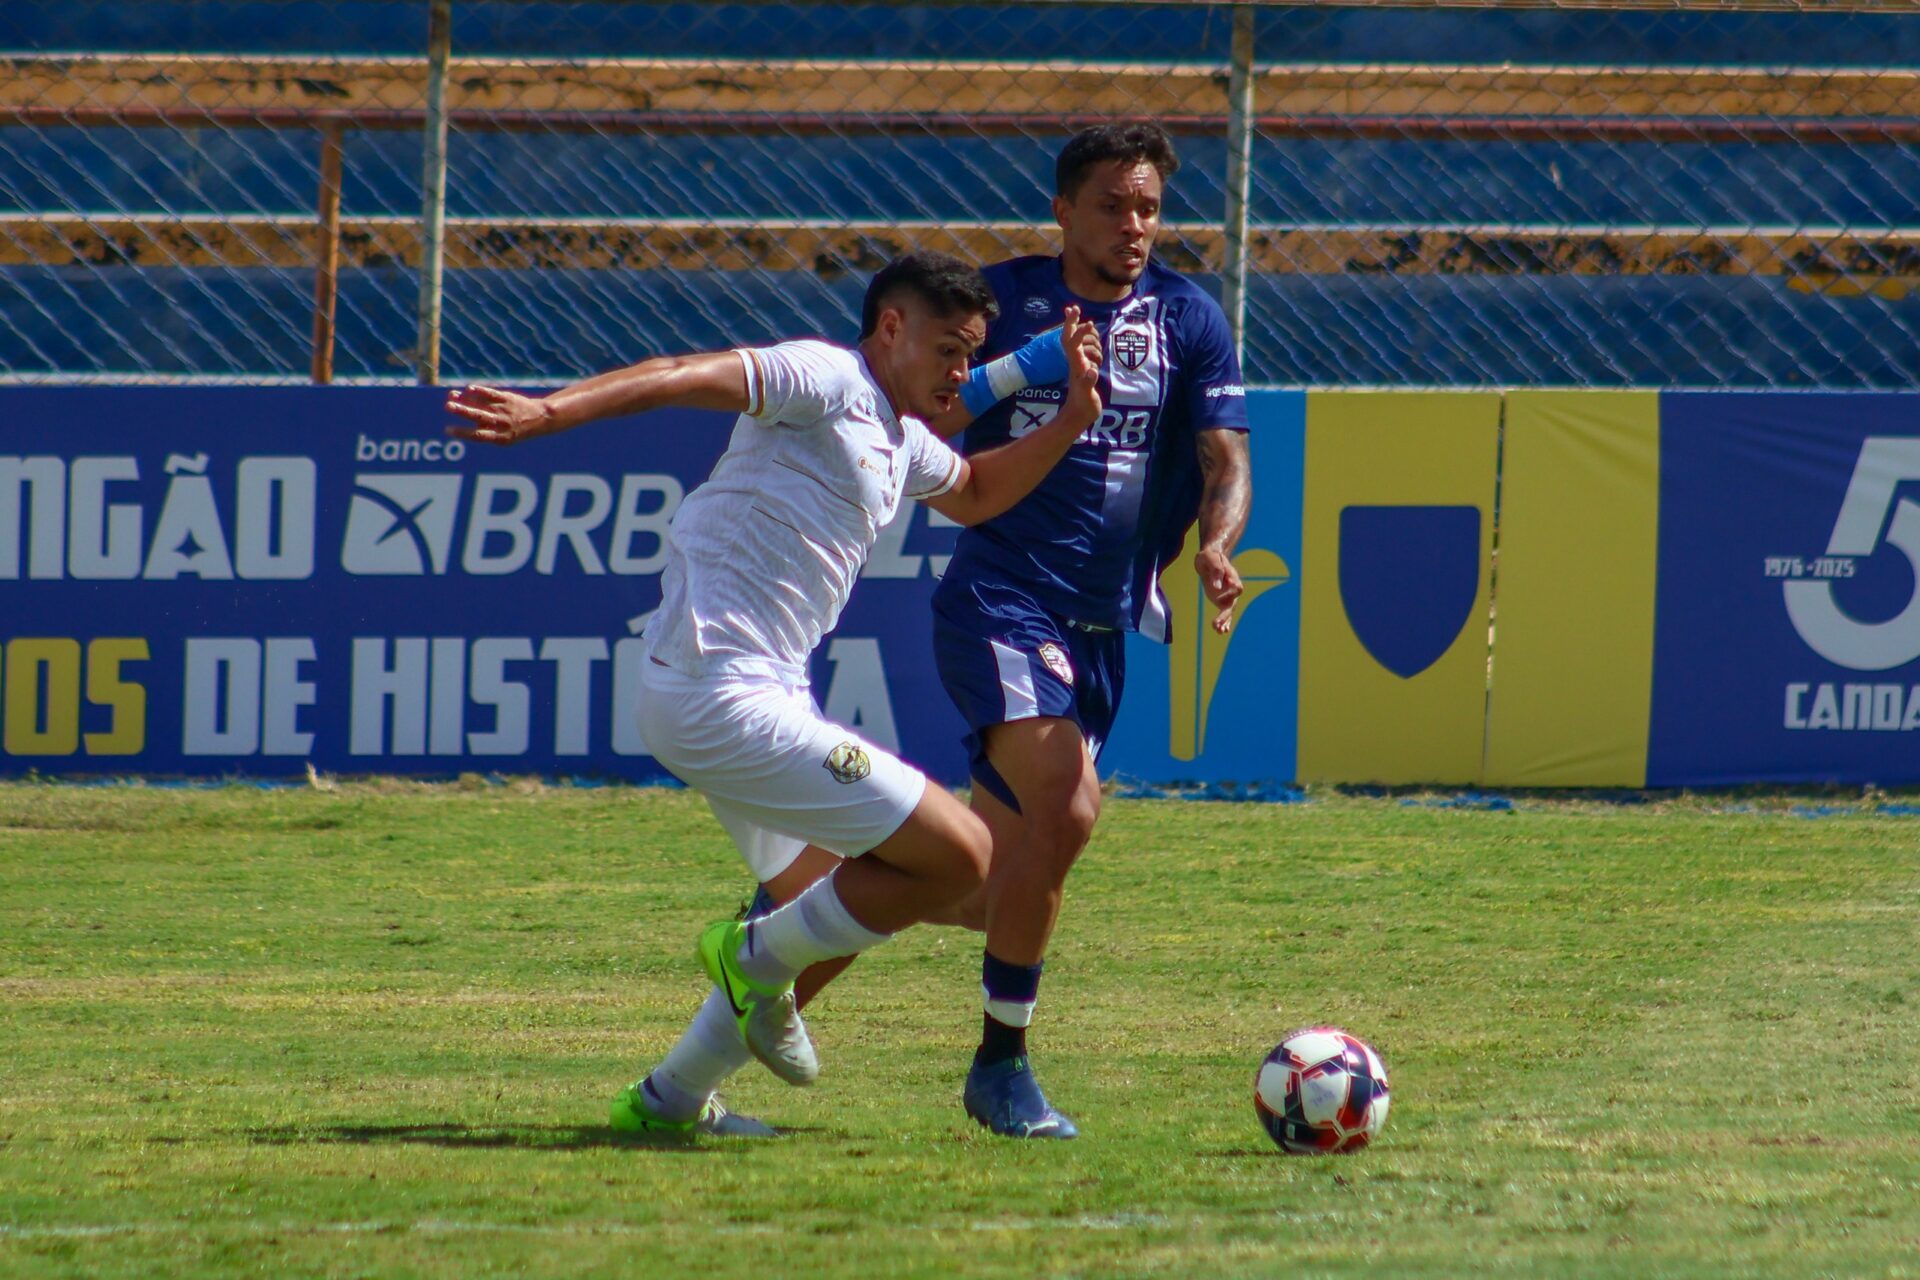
[
  {"left": 924, "top": 308, "right": 1102, "bottom": 526},
  {"left": 1194, "top": 428, "right": 1252, "bottom": 634},
  {"left": 444, "top": 351, "right": 750, "bottom": 445}
]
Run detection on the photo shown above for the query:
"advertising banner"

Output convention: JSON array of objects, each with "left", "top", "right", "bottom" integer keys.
[
  {"left": 1488, "top": 390, "right": 1920, "bottom": 788},
  {"left": 1482, "top": 391, "right": 1660, "bottom": 787},
  {"left": 0, "top": 387, "right": 972, "bottom": 782},
  {"left": 1648, "top": 393, "right": 1920, "bottom": 785},
  {"left": 16, "top": 386, "right": 1913, "bottom": 789},
  {"left": 1293, "top": 391, "right": 1502, "bottom": 785},
  {"left": 1100, "top": 390, "right": 1304, "bottom": 784}
]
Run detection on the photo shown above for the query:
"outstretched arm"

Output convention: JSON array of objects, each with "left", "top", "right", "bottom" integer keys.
[
  {"left": 1193, "top": 428, "right": 1253, "bottom": 633},
  {"left": 445, "top": 351, "right": 749, "bottom": 446},
  {"left": 924, "top": 308, "right": 1102, "bottom": 528}
]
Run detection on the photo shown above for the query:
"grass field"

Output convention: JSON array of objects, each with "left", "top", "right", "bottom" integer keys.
[{"left": 1, "top": 780, "right": 1917, "bottom": 1279}]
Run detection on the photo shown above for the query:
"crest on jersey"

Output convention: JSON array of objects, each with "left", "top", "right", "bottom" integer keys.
[
  {"left": 1023, "top": 296, "right": 1052, "bottom": 318},
  {"left": 824, "top": 741, "right": 872, "bottom": 784},
  {"left": 1112, "top": 327, "right": 1151, "bottom": 371},
  {"left": 1037, "top": 642, "right": 1075, "bottom": 686}
]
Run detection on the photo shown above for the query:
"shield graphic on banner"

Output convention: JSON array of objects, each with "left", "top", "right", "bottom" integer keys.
[{"left": 1338, "top": 505, "right": 1482, "bottom": 679}]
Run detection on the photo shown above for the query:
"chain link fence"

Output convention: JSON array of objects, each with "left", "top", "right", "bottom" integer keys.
[{"left": 5, "top": 0, "right": 1920, "bottom": 386}]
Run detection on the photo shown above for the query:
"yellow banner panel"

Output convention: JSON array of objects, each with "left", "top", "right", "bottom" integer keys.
[
  {"left": 1297, "top": 391, "right": 1501, "bottom": 784},
  {"left": 1482, "top": 391, "right": 1659, "bottom": 787}
]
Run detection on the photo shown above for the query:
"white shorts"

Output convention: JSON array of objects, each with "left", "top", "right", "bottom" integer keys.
[{"left": 634, "top": 659, "right": 928, "bottom": 882}]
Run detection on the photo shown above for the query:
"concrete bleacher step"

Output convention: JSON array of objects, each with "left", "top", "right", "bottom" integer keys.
[
  {"left": 6, "top": 264, "right": 1918, "bottom": 388},
  {"left": 7, "top": 215, "right": 1920, "bottom": 296},
  {"left": 11, "top": 55, "right": 1920, "bottom": 133},
  {"left": 8, "top": 3, "right": 1918, "bottom": 67},
  {"left": 8, "top": 125, "right": 1920, "bottom": 228}
]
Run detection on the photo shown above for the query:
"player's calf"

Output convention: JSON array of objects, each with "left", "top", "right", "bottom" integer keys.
[{"left": 703, "top": 786, "right": 989, "bottom": 1088}]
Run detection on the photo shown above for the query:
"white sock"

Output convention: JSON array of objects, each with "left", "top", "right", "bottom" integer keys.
[
  {"left": 644, "top": 986, "right": 751, "bottom": 1121},
  {"left": 737, "top": 871, "right": 891, "bottom": 986},
  {"left": 641, "top": 1072, "right": 703, "bottom": 1122}
]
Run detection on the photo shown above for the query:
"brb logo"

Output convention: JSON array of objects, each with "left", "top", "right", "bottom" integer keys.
[
  {"left": 1006, "top": 390, "right": 1150, "bottom": 450},
  {"left": 1780, "top": 436, "right": 1920, "bottom": 671},
  {"left": 342, "top": 474, "right": 463, "bottom": 575},
  {"left": 339, "top": 469, "right": 684, "bottom": 577},
  {"left": 340, "top": 434, "right": 685, "bottom": 578}
]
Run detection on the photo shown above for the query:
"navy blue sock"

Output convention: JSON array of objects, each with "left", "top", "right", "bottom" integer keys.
[
  {"left": 743, "top": 884, "right": 777, "bottom": 921},
  {"left": 977, "top": 951, "right": 1043, "bottom": 1066}
]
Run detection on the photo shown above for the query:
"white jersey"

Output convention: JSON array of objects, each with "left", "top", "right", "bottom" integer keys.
[{"left": 647, "top": 340, "right": 964, "bottom": 677}]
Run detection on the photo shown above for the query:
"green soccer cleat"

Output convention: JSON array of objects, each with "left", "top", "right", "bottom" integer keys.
[
  {"left": 609, "top": 1079, "right": 779, "bottom": 1138},
  {"left": 696, "top": 919, "right": 819, "bottom": 1086}
]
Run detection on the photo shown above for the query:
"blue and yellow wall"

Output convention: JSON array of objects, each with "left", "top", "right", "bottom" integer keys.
[
  {"left": 1106, "top": 389, "right": 1920, "bottom": 787},
  {"left": 5, "top": 387, "right": 1917, "bottom": 785}
]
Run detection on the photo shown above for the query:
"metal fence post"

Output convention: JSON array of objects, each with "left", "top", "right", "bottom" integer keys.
[
  {"left": 1223, "top": 4, "right": 1256, "bottom": 365},
  {"left": 311, "top": 121, "right": 343, "bottom": 384},
  {"left": 416, "top": 0, "right": 452, "bottom": 385}
]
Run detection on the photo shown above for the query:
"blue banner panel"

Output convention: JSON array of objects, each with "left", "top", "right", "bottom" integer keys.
[
  {"left": 1100, "top": 390, "right": 1304, "bottom": 784},
  {"left": 0, "top": 387, "right": 971, "bottom": 782},
  {"left": 1649, "top": 393, "right": 1920, "bottom": 785}
]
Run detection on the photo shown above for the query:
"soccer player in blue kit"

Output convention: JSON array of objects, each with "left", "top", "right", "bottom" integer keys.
[
  {"left": 924, "top": 121, "right": 1253, "bottom": 1137},
  {"left": 625, "top": 122, "right": 1252, "bottom": 1140}
]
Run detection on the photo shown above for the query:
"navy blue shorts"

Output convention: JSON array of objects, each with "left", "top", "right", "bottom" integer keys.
[{"left": 931, "top": 576, "right": 1125, "bottom": 812}]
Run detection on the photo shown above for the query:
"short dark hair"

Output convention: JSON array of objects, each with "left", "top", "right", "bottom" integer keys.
[
  {"left": 1055, "top": 121, "right": 1181, "bottom": 199},
  {"left": 859, "top": 251, "right": 998, "bottom": 339}
]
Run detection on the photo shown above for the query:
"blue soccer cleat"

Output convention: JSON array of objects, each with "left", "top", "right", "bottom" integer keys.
[{"left": 963, "top": 1055, "right": 1079, "bottom": 1139}]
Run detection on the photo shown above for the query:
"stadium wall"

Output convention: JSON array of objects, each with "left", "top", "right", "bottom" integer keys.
[{"left": 5, "top": 386, "right": 1918, "bottom": 787}]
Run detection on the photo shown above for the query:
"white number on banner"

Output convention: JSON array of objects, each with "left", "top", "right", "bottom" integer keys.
[{"left": 1783, "top": 437, "right": 1920, "bottom": 671}]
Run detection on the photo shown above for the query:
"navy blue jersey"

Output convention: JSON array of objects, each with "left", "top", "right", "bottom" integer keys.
[{"left": 943, "top": 255, "right": 1248, "bottom": 640}]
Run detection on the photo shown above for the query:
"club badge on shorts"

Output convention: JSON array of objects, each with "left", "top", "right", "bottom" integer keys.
[
  {"left": 1037, "top": 642, "right": 1074, "bottom": 686},
  {"left": 824, "top": 741, "right": 872, "bottom": 784}
]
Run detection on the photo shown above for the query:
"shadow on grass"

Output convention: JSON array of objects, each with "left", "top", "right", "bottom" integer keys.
[{"left": 242, "top": 1121, "right": 816, "bottom": 1153}]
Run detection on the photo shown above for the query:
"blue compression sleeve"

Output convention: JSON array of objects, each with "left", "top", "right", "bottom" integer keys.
[{"left": 958, "top": 327, "right": 1070, "bottom": 415}]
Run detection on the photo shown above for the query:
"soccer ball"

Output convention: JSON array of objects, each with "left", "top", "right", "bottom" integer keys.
[{"left": 1255, "top": 1027, "right": 1390, "bottom": 1154}]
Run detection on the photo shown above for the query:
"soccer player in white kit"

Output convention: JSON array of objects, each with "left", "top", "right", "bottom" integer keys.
[{"left": 446, "top": 252, "right": 1103, "bottom": 1137}]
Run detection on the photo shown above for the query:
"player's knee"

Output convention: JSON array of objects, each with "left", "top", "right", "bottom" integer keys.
[
  {"left": 1065, "top": 773, "right": 1102, "bottom": 846},
  {"left": 953, "top": 893, "right": 988, "bottom": 932},
  {"left": 899, "top": 784, "right": 991, "bottom": 896},
  {"left": 1026, "top": 772, "right": 1100, "bottom": 869},
  {"left": 925, "top": 882, "right": 988, "bottom": 931},
  {"left": 940, "top": 811, "right": 992, "bottom": 896}
]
